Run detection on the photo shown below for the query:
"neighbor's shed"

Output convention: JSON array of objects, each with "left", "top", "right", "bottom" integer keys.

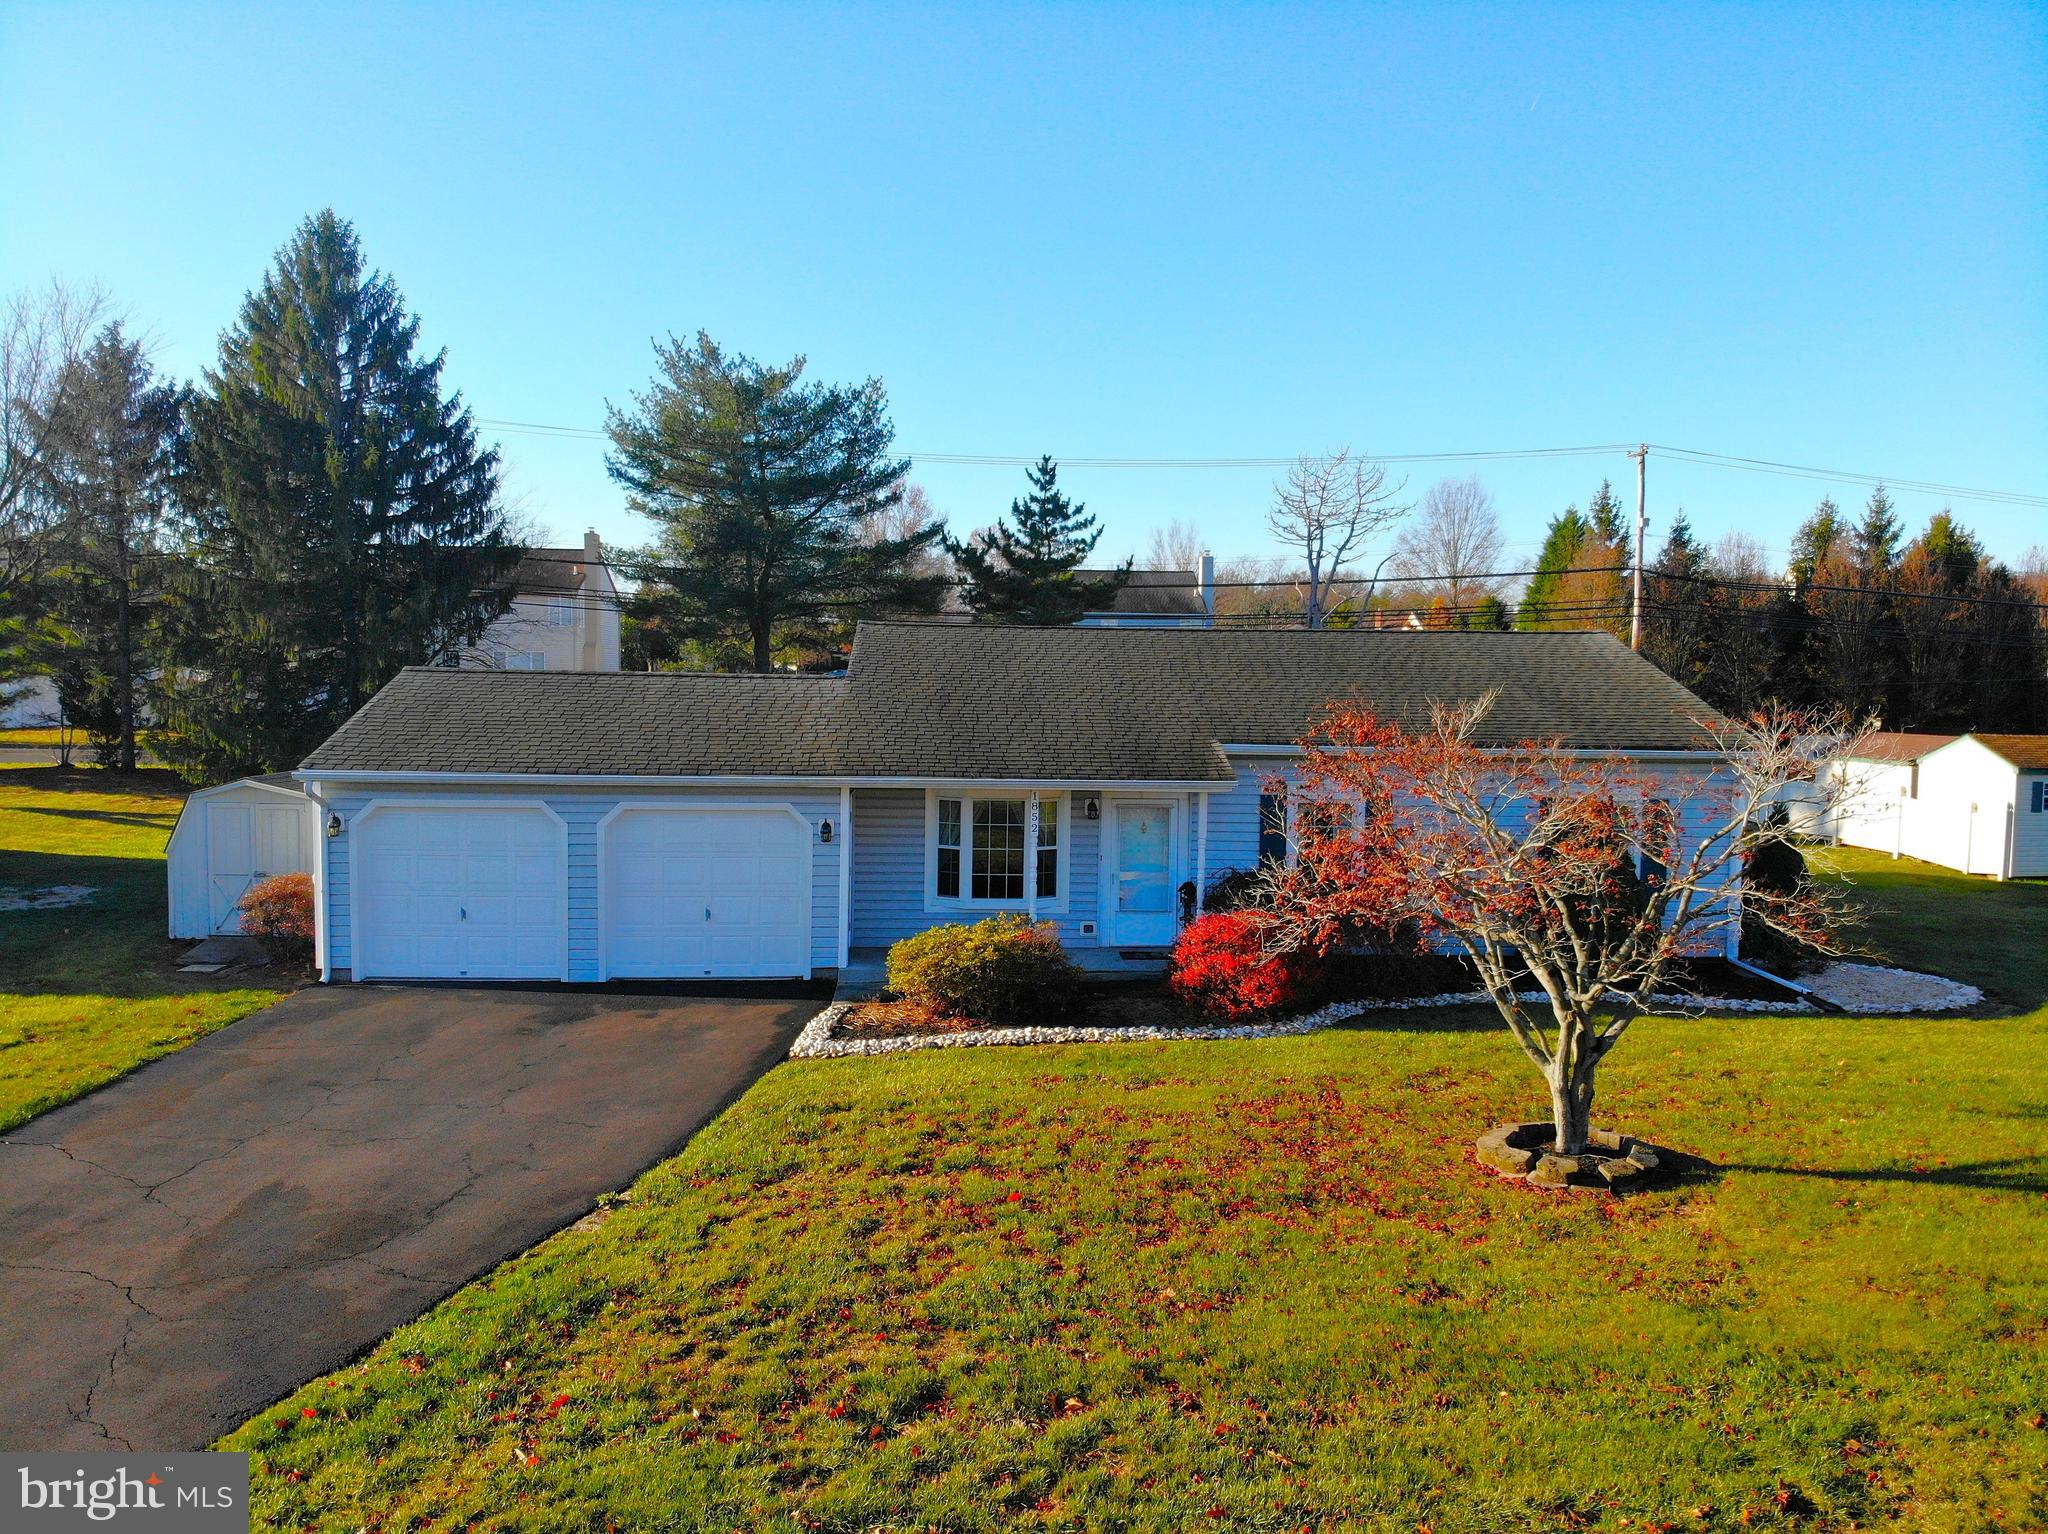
[
  {"left": 1911, "top": 734, "right": 2048, "bottom": 879},
  {"left": 166, "top": 775, "right": 315, "bottom": 938}
]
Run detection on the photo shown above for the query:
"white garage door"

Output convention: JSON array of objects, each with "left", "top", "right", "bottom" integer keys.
[
  {"left": 354, "top": 806, "right": 565, "bottom": 980},
  {"left": 603, "top": 807, "right": 811, "bottom": 979}
]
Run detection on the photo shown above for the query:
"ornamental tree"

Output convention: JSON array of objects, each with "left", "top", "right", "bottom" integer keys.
[{"left": 1255, "top": 694, "right": 1861, "bottom": 1156}]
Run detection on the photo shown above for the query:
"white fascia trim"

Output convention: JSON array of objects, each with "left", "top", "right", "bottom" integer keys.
[{"left": 295, "top": 770, "right": 1233, "bottom": 791}]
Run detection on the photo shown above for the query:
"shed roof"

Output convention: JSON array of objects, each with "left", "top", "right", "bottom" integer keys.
[
  {"left": 1843, "top": 731, "right": 1959, "bottom": 763},
  {"left": 299, "top": 621, "right": 1726, "bottom": 781},
  {"left": 1965, "top": 733, "right": 2048, "bottom": 770}
]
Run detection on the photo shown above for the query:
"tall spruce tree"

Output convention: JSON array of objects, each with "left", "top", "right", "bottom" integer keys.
[
  {"left": 1514, "top": 506, "right": 1590, "bottom": 630},
  {"left": 947, "top": 455, "right": 1128, "bottom": 623},
  {"left": 1851, "top": 483, "right": 1902, "bottom": 574},
  {"left": 22, "top": 324, "right": 180, "bottom": 769},
  {"left": 162, "top": 212, "right": 517, "bottom": 778},
  {"left": 1586, "top": 478, "right": 1625, "bottom": 544},
  {"left": 1640, "top": 512, "right": 1714, "bottom": 694},
  {"left": 1788, "top": 496, "right": 1844, "bottom": 584},
  {"left": 607, "top": 333, "right": 946, "bottom": 671}
]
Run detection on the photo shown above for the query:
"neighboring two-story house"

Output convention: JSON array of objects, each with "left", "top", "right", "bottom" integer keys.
[{"left": 463, "top": 531, "right": 621, "bottom": 672}]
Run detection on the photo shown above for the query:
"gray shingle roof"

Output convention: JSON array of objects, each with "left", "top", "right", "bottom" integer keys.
[
  {"left": 1074, "top": 568, "right": 1207, "bottom": 615},
  {"left": 299, "top": 622, "right": 1727, "bottom": 780}
]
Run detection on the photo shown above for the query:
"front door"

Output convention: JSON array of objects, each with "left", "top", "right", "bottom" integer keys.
[{"left": 1109, "top": 798, "right": 1177, "bottom": 947}]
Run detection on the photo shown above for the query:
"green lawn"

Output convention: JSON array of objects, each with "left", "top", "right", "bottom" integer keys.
[
  {"left": 229, "top": 850, "right": 2048, "bottom": 1532},
  {"left": 0, "top": 764, "right": 286, "bottom": 1131}
]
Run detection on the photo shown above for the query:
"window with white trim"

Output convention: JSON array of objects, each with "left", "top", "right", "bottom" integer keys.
[
  {"left": 547, "top": 597, "right": 575, "bottom": 627},
  {"left": 928, "top": 791, "right": 1066, "bottom": 909},
  {"left": 1285, "top": 793, "right": 1358, "bottom": 865}
]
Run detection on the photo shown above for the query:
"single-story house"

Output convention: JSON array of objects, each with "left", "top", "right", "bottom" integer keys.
[
  {"left": 1827, "top": 730, "right": 2048, "bottom": 877},
  {"left": 290, "top": 623, "right": 1735, "bottom": 984},
  {"left": 166, "top": 774, "right": 317, "bottom": 937}
]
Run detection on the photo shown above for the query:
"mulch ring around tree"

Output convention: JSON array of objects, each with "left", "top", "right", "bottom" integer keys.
[{"left": 1474, "top": 1121, "right": 1702, "bottom": 1194}]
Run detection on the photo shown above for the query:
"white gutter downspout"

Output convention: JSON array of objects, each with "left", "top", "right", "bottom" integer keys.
[
  {"left": 1195, "top": 791, "right": 1210, "bottom": 916},
  {"left": 837, "top": 786, "right": 853, "bottom": 969},
  {"left": 304, "top": 781, "right": 333, "bottom": 983}
]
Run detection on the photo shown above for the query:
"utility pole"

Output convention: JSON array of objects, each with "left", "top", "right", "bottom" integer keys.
[{"left": 1628, "top": 444, "right": 1648, "bottom": 651}]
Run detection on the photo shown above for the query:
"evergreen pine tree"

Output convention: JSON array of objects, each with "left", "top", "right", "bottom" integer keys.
[
  {"left": 1788, "top": 496, "right": 1844, "bottom": 584},
  {"left": 22, "top": 324, "right": 180, "bottom": 770},
  {"left": 1514, "top": 506, "right": 1589, "bottom": 630},
  {"left": 608, "top": 333, "right": 945, "bottom": 672},
  {"left": 947, "top": 456, "right": 1128, "bottom": 623},
  {"left": 1915, "top": 508, "right": 1982, "bottom": 589},
  {"left": 1586, "top": 478, "right": 1625, "bottom": 544},
  {"left": 1852, "top": 484, "right": 1901, "bottom": 574},
  {"left": 161, "top": 211, "right": 519, "bottom": 778},
  {"left": 1462, "top": 594, "right": 1511, "bottom": 631},
  {"left": 1640, "top": 511, "right": 1714, "bottom": 692}
]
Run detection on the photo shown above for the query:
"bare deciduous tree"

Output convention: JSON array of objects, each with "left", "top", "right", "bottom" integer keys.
[
  {"left": 1388, "top": 475, "right": 1504, "bottom": 611},
  {"left": 865, "top": 480, "right": 955, "bottom": 601},
  {"left": 1266, "top": 449, "right": 1409, "bottom": 627},
  {"left": 1144, "top": 518, "right": 1205, "bottom": 573},
  {"left": 2, "top": 279, "right": 107, "bottom": 604},
  {"left": 1210, "top": 554, "right": 1298, "bottom": 625}
]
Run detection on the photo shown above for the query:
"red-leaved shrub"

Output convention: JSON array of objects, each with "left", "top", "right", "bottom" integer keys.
[
  {"left": 238, "top": 871, "right": 315, "bottom": 966},
  {"left": 1168, "top": 911, "right": 1319, "bottom": 1020}
]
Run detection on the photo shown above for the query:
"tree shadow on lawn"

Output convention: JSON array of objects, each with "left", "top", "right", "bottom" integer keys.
[
  {"left": 0, "top": 850, "right": 254, "bottom": 1000},
  {"left": 1716, "top": 1155, "right": 2048, "bottom": 1196},
  {"left": 13, "top": 803, "right": 180, "bottom": 830}
]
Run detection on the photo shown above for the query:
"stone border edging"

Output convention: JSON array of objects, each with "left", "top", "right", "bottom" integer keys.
[{"left": 783, "top": 975, "right": 1951, "bottom": 1060}]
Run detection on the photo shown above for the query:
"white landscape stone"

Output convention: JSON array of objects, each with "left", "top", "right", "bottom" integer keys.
[
  {"left": 1796, "top": 961, "right": 1983, "bottom": 1014},
  {"left": 787, "top": 961, "right": 1981, "bottom": 1060}
]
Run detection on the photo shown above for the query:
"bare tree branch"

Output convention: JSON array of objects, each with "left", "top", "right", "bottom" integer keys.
[{"left": 1266, "top": 449, "right": 1410, "bottom": 627}]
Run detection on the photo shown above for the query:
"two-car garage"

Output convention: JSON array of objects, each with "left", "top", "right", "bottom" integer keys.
[{"left": 348, "top": 801, "right": 814, "bottom": 982}]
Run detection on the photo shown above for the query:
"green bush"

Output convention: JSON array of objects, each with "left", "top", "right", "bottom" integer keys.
[{"left": 885, "top": 915, "right": 1082, "bottom": 1026}]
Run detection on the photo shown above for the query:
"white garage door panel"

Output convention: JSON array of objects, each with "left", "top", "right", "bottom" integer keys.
[
  {"left": 356, "top": 807, "right": 564, "bottom": 979},
  {"left": 604, "top": 808, "right": 810, "bottom": 978}
]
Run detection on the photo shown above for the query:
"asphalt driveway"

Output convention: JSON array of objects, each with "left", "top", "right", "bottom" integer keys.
[{"left": 0, "top": 981, "right": 823, "bottom": 1451}]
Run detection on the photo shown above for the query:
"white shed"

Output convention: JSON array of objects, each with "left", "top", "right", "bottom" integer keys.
[
  {"left": 166, "top": 775, "right": 316, "bottom": 938},
  {"left": 1827, "top": 731, "right": 2048, "bottom": 878}
]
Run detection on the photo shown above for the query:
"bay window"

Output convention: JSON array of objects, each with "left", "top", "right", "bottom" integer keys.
[{"left": 928, "top": 790, "right": 1066, "bottom": 909}]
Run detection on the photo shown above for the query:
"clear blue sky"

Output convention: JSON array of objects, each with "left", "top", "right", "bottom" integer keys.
[{"left": 4, "top": 2, "right": 2043, "bottom": 568}]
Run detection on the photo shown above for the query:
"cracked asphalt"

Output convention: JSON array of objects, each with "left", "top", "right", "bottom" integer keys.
[{"left": 0, "top": 981, "right": 822, "bottom": 1451}]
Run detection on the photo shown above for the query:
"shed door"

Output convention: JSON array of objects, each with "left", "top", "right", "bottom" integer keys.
[
  {"left": 206, "top": 800, "right": 307, "bottom": 934},
  {"left": 603, "top": 808, "right": 810, "bottom": 978},
  {"left": 354, "top": 806, "right": 564, "bottom": 979}
]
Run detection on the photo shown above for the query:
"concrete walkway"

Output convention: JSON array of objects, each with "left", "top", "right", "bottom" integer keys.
[{"left": 0, "top": 981, "right": 821, "bottom": 1451}]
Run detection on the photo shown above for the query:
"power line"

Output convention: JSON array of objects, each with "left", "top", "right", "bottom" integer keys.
[{"left": 471, "top": 417, "right": 2048, "bottom": 508}]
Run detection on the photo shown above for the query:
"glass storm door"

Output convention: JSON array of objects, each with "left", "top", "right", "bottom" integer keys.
[{"left": 1111, "top": 800, "right": 1176, "bottom": 946}]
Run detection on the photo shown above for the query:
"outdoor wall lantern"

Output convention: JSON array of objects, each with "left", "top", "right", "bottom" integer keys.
[
  {"left": 819, "top": 818, "right": 834, "bottom": 844},
  {"left": 325, "top": 811, "right": 343, "bottom": 839},
  {"left": 1083, "top": 795, "right": 1101, "bottom": 821}
]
